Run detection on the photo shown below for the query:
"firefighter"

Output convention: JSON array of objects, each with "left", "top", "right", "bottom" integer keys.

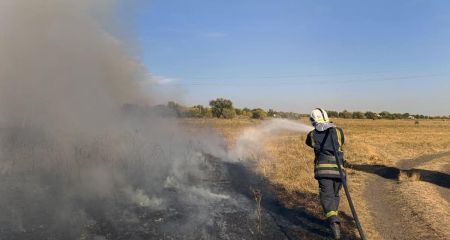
[{"left": 305, "top": 108, "right": 345, "bottom": 240}]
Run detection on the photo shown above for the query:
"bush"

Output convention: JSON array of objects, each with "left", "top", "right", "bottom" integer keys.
[
  {"left": 251, "top": 108, "right": 267, "bottom": 119},
  {"left": 222, "top": 108, "right": 236, "bottom": 119},
  {"left": 187, "top": 107, "right": 203, "bottom": 118}
]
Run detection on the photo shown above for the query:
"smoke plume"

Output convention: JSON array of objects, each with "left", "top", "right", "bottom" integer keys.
[{"left": 0, "top": 1, "right": 233, "bottom": 239}]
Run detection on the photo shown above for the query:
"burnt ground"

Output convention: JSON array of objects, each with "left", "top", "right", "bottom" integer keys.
[
  {"left": 351, "top": 151, "right": 450, "bottom": 240},
  {"left": 224, "top": 160, "right": 359, "bottom": 240},
  {"left": 0, "top": 154, "right": 360, "bottom": 240}
]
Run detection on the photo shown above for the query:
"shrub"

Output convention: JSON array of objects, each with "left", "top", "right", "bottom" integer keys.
[
  {"left": 222, "top": 108, "right": 236, "bottom": 119},
  {"left": 251, "top": 108, "right": 267, "bottom": 119},
  {"left": 187, "top": 107, "right": 203, "bottom": 118}
]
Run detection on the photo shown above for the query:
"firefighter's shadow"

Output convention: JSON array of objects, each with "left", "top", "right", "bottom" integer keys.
[
  {"left": 224, "top": 162, "right": 358, "bottom": 240},
  {"left": 348, "top": 164, "right": 450, "bottom": 189}
]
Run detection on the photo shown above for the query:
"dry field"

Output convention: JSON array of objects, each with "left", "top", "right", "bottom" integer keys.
[{"left": 182, "top": 118, "right": 450, "bottom": 239}]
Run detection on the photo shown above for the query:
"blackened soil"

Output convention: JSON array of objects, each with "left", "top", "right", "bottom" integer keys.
[{"left": 0, "top": 154, "right": 360, "bottom": 240}]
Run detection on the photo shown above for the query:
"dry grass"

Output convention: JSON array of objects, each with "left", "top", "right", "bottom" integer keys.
[
  {"left": 398, "top": 155, "right": 450, "bottom": 239},
  {"left": 398, "top": 170, "right": 421, "bottom": 182},
  {"left": 399, "top": 180, "right": 450, "bottom": 239},
  {"left": 181, "top": 118, "right": 450, "bottom": 239}
]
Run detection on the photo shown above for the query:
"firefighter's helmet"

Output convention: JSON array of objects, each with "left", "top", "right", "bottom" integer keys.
[{"left": 310, "top": 108, "right": 329, "bottom": 125}]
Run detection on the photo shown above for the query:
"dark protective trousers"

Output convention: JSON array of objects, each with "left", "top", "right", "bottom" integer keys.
[{"left": 318, "top": 178, "right": 342, "bottom": 224}]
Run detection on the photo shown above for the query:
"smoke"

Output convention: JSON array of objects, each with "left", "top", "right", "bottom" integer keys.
[
  {"left": 232, "top": 119, "right": 313, "bottom": 160},
  {"left": 0, "top": 0, "right": 157, "bottom": 135},
  {"left": 0, "top": 1, "right": 234, "bottom": 239}
]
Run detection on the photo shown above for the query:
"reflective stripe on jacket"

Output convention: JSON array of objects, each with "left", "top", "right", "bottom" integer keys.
[{"left": 306, "top": 127, "right": 345, "bottom": 179}]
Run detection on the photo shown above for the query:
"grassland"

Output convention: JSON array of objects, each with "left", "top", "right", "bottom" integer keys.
[{"left": 182, "top": 118, "right": 450, "bottom": 239}]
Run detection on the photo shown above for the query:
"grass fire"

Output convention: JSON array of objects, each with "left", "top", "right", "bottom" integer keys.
[{"left": 0, "top": 1, "right": 449, "bottom": 240}]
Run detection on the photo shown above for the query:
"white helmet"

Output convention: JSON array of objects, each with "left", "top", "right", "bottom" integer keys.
[{"left": 310, "top": 108, "right": 329, "bottom": 125}]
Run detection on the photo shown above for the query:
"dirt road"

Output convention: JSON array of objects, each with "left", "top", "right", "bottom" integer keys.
[{"left": 361, "top": 151, "right": 450, "bottom": 240}]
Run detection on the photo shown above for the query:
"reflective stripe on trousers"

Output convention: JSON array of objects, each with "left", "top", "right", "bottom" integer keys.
[{"left": 326, "top": 210, "right": 338, "bottom": 218}]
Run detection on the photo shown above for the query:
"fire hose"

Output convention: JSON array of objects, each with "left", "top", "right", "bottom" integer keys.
[{"left": 330, "top": 129, "right": 367, "bottom": 240}]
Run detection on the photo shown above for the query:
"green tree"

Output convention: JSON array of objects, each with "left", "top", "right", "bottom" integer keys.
[
  {"left": 251, "top": 108, "right": 268, "bottom": 119},
  {"left": 364, "top": 111, "right": 377, "bottom": 120},
  {"left": 392, "top": 113, "right": 403, "bottom": 119},
  {"left": 352, "top": 111, "right": 365, "bottom": 119},
  {"left": 327, "top": 110, "right": 339, "bottom": 118},
  {"left": 339, "top": 110, "right": 352, "bottom": 119},
  {"left": 192, "top": 105, "right": 211, "bottom": 118},
  {"left": 379, "top": 111, "right": 392, "bottom": 119},
  {"left": 209, "top": 98, "right": 234, "bottom": 118},
  {"left": 188, "top": 107, "right": 203, "bottom": 118}
]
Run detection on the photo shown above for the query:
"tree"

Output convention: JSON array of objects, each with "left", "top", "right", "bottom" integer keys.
[
  {"left": 192, "top": 105, "right": 211, "bottom": 118},
  {"left": 209, "top": 98, "right": 234, "bottom": 118},
  {"left": 392, "top": 113, "right": 403, "bottom": 119},
  {"left": 188, "top": 107, "right": 203, "bottom": 118},
  {"left": 379, "top": 111, "right": 392, "bottom": 119},
  {"left": 364, "top": 111, "right": 377, "bottom": 120},
  {"left": 251, "top": 108, "right": 267, "bottom": 119},
  {"left": 352, "top": 111, "right": 365, "bottom": 119},
  {"left": 339, "top": 110, "right": 352, "bottom": 119},
  {"left": 327, "top": 110, "right": 339, "bottom": 118}
]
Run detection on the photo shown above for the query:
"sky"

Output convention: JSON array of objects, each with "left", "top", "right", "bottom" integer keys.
[{"left": 125, "top": 0, "right": 450, "bottom": 115}]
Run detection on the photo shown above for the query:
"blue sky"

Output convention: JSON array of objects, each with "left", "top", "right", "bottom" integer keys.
[{"left": 125, "top": 0, "right": 450, "bottom": 115}]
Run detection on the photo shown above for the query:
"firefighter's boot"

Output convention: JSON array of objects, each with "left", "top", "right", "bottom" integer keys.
[{"left": 330, "top": 222, "right": 341, "bottom": 239}]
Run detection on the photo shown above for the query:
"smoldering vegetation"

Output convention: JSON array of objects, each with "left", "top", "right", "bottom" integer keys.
[
  {"left": 0, "top": 121, "right": 234, "bottom": 239},
  {"left": 0, "top": 1, "right": 286, "bottom": 239}
]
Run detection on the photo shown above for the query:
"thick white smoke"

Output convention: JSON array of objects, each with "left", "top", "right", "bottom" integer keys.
[
  {"left": 0, "top": 0, "right": 148, "bottom": 133},
  {"left": 0, "top": 1, "right": 234, "bottom": 239}
]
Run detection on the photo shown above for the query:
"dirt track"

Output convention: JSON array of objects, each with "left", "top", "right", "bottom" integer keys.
[{"left": 361, "top": 151, "right": 450, "bottom": 240}]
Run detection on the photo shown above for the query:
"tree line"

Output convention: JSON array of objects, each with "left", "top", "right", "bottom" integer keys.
[
  {"left": 123, "top": 98, "right": 449, "bottom": 120},
  {"left": 326, "top": 110, "right": 440, "bottom": 120},
  {"left": 165, "top": 98, "right": 303, "bottom": 120}
]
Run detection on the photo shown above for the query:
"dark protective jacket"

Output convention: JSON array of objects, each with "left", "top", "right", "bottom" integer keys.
[{"left": 306, "top": 126, "right": 345, "bottom": 179}]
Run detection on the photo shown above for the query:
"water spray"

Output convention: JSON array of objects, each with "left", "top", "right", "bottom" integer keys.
[{"left": 233, "top": 119, "right": 313, "bottom": 160}]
